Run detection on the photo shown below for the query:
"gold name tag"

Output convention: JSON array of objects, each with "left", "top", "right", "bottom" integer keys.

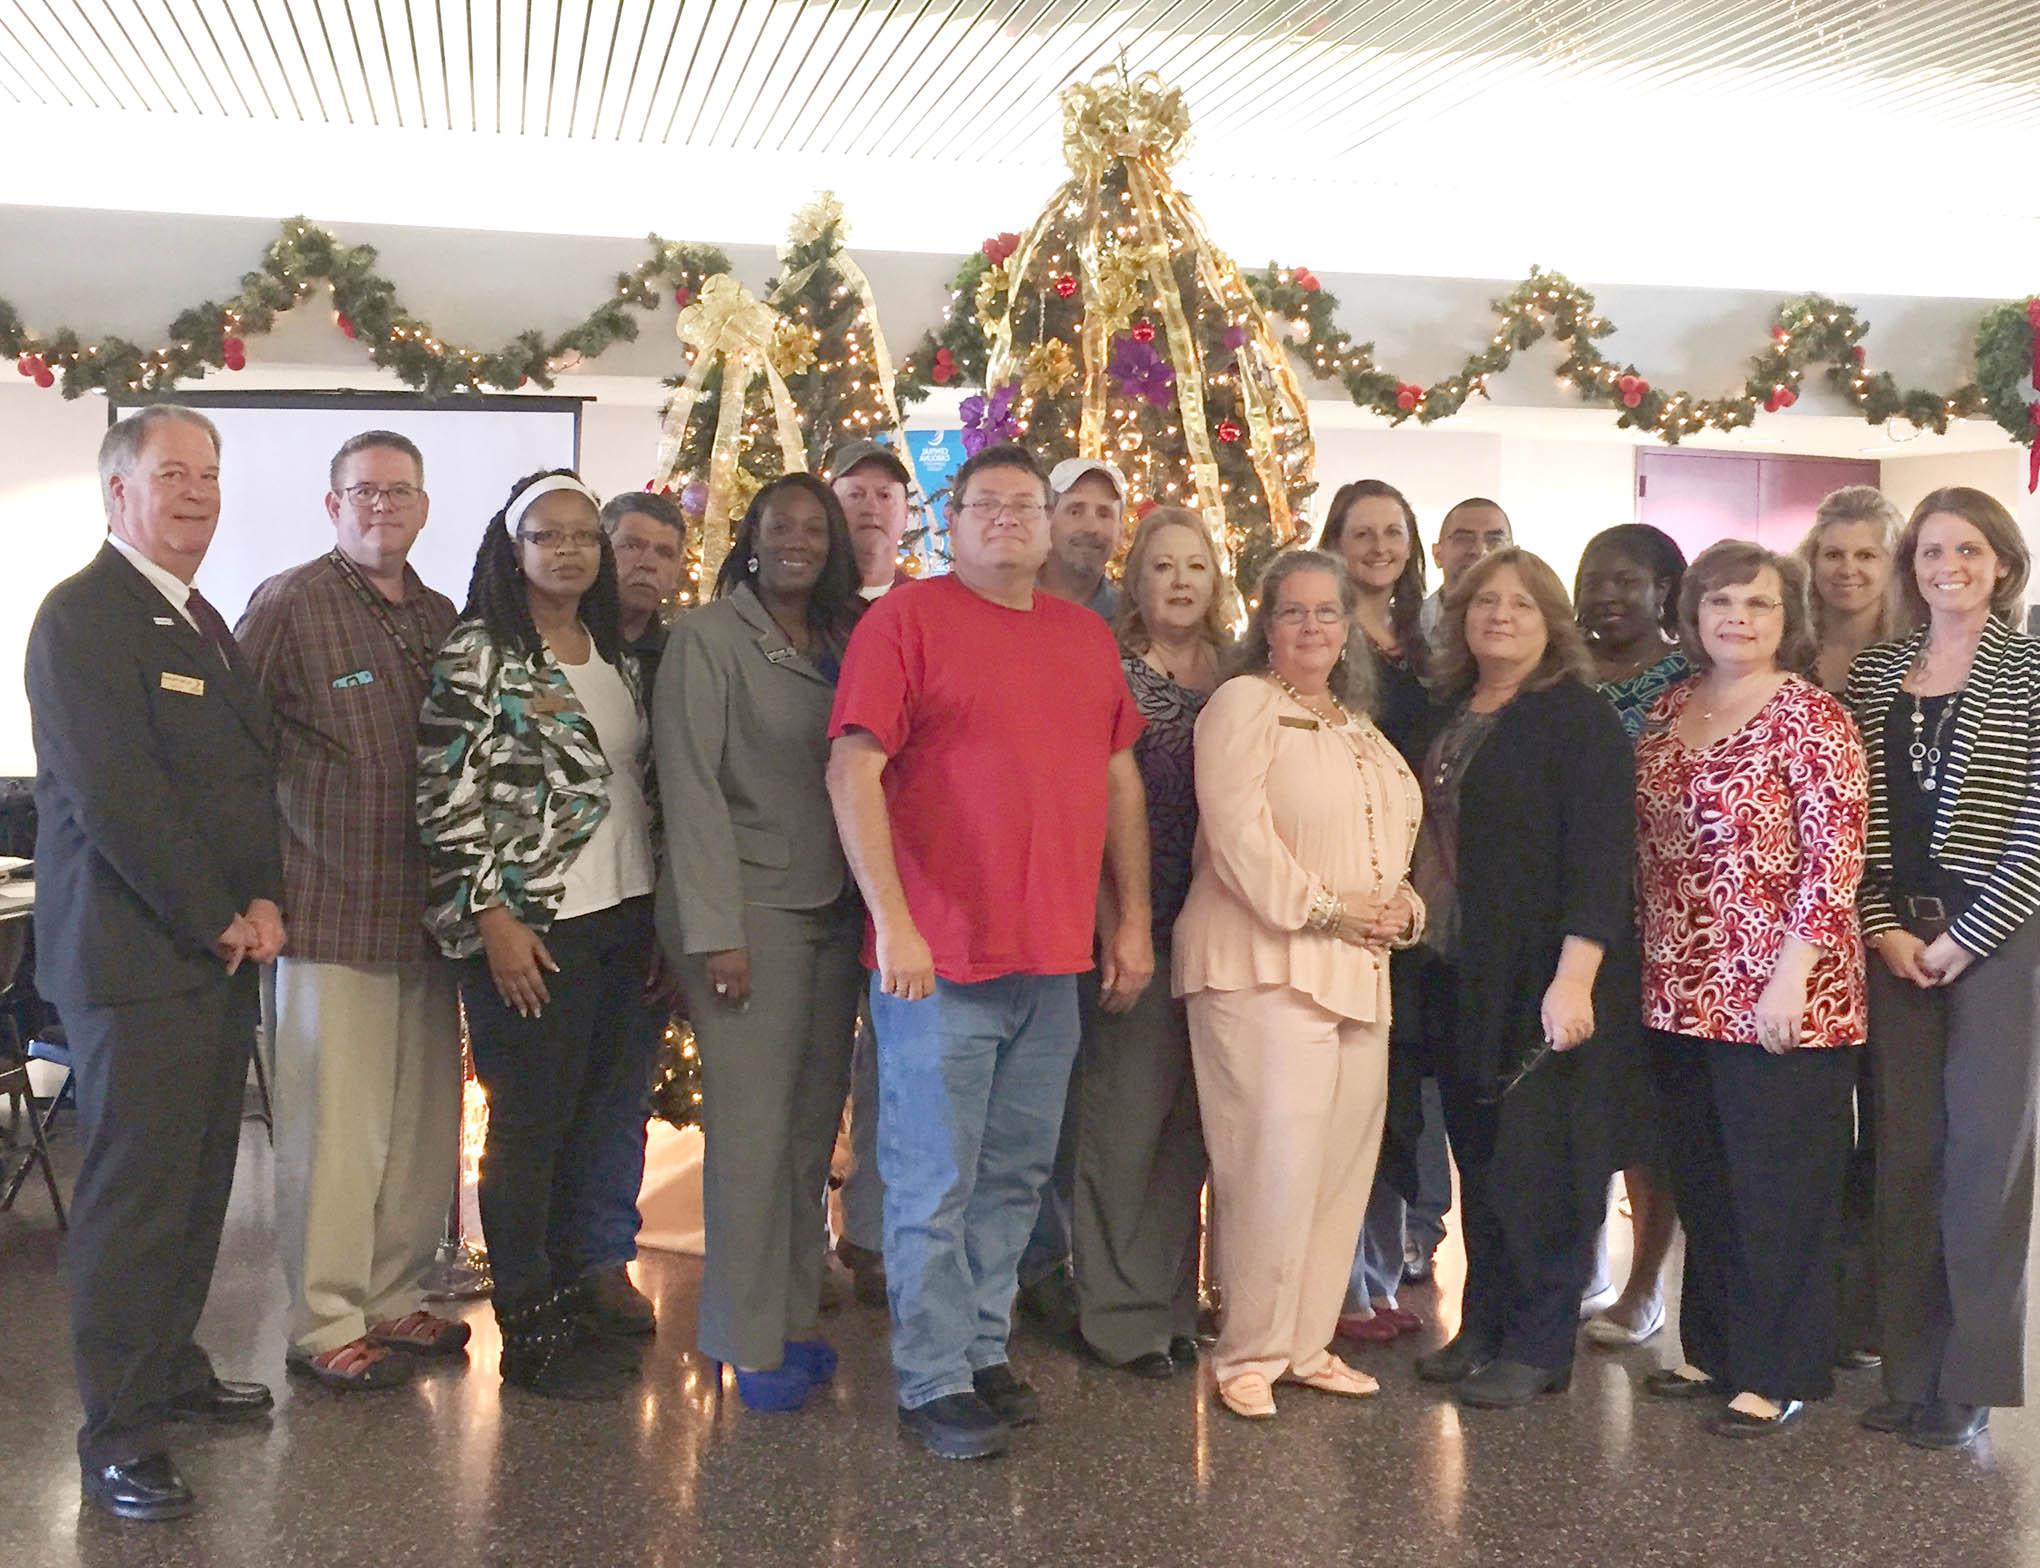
[
  {"left": 1277, "top": 714, "right": 1319, "bottom": 730},
  {"left": 160, "top": 672, "right": 206, "bottom": 696}
]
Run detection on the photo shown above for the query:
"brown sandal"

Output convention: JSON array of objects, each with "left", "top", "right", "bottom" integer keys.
[
  {"left": 367, "top": 1310, "right": 473, "bottom": 1357},
  {"left": 286, "top": 1336, "right": 415, "bottom": 1390}
]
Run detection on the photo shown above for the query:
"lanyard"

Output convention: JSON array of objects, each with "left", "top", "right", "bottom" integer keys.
[{"left": 329, "top": 550, "right": 436, "bottom": 686}]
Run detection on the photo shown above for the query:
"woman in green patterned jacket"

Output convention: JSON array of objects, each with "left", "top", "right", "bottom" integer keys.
[{"left": 418, "top": 468, "right": 669, "bottom": 1401}]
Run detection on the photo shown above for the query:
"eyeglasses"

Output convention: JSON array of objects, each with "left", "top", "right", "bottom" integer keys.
[
  {"left": 341, "top": 483, "right": 422, "bottom": 510},
  {"left": 518, "top": 528, "right": 604, "bottom": 553},
  {"left": 959, "top": 500, "right": 1048, "bottom": 523},
  {"left": 1270, "top": 604, "right": 1348, "bottom": 626}
]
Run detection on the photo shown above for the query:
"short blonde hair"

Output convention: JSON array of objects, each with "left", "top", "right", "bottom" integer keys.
[
  {"left": 1113, "top": 506, "right": 1232, "bottom": 658},
  {"left": 1796, "top": 486, "right": 1904, "bottom": 645},
  {"left": 1679, "top": 541, "right": 1818, "bottom": 676},
  {"left": 1430, "top": 547, "right": 1595, "bottom": 699},
  {"left": 1896, "top": 487, "right": 2030, "bottom": 627},
  {"left": 1230, "top": 548, "right": 1376, "bottom": 711}
]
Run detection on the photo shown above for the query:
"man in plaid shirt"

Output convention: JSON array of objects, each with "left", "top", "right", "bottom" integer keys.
[{"left": 237, "top": 431, "right": 468, "bottom": 1390}]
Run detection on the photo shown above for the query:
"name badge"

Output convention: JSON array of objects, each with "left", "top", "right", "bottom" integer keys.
[
  {"left": 332, "top": 669, "right": 376, "bottom": 690},
  {"left": 1277, "top": 714, "right": 1319, "bottom": 730},
  {"left": 161, "top": 672, "right": 206, "bottom": 696},
  {"left": 152, "top": 616, "right": 177, "bottom": 627},
  {"left": 764, "top": 646, "right": 795, "bottom": 665}
]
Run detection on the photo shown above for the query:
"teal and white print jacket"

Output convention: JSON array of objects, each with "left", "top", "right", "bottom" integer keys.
[{"left": 417, "top": 619, "right": 661, "bottom": 959}]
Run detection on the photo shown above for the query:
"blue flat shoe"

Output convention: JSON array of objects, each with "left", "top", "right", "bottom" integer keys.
[
  {"left": 783, "top": 1339, "right": 838, "bottom": 1383},
  {"left": 734, "top": 1364, "right": 811, "bottom": 1412}
]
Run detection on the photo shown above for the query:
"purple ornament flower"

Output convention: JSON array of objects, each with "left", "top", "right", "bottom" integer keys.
[
  {"left": 959, "top": 380, "right": 1022, "bottom": 455},
  {"left": 1109, "top": 335, "right": 1176, "bottom": 407},
  {"left": 1223, "top": 324, "right": 1248, "bottom": 350}
]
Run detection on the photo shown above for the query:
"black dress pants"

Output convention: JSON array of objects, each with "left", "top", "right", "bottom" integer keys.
[
  {"left": 64, "top": 969, "right": 258, "bottom": 1467},
  {"left": 1439, "top": 1054, "right": 1603, "bottom": 1373},
  {"left": 1650, "top": 1030, "right": 1856, "bottom": 1402},
  {"left": 463, "top": 898, "right": 665, "bottom": 1309}
]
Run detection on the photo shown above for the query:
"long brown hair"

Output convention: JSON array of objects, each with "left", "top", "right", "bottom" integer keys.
[
  {"left": 1894, "top": 486, "right": 2030, "bottom": 627},
  {"left": 1317, "top": 479, "right": 1428, "bottom": 675},
  {"left": 1430, "top": 547, "right": 1595, "bottom": 699}
]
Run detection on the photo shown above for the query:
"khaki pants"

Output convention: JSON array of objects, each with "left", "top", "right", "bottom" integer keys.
[
  {"left": 1188, "top": 978, "right": 1390, "bottom": 1386},
  {"left": 273, "top": 958, "right": 462, "bottom": 1354}
]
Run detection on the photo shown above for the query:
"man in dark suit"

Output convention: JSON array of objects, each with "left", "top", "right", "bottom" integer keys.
[{"left": 26, "top": 405, "right": 287, "bottom": 1522}]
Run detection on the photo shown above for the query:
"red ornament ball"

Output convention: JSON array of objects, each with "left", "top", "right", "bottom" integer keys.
[
  {"left": 1395, "top": 387, "right": 1419, "bottom": 413},
  {"left": 34, "top": 366, "right": 54, "bottom": 389},
  {"left": 1135, "top": 498, "right": 1160, "bottom": 520},
  {"left": 1131, "top": 319, "right": 1156, "bottom": 343},
  {"left": 336, "top": 313, "right": 356, "bottom": 339},
  {"left": 1778, "top": 387, "right": 1798, "bottom": 408},
  {"left": 1295, "top": 268, "right": 1321, "bottom": 293},
  {"left": 1771, "top": 325, "right": 1790, "bottom": 342},
  {"left": 16, "top": 354, "right": 36, "bottom": 377},
  {"left": 1622, "top": 390, "right": 1643, "bottom": 409},
  {"left": 1617, "top": 373, "right": 1639, "bottom": 395},
  {"left": 1851, "top": 345, "right": 1867, "bottom": 363},
  {"left": 675, "top": 286, "right": 692, "bottom": 308},
  {"left": 223, "top": 335, "right": 245, "bottom": 356},
  {"left": 1054, "top": 274, "right": 1078, "bottom": 299},
  {"left": 1217, "top": 418, "right": 1241, "bottom": 443}
]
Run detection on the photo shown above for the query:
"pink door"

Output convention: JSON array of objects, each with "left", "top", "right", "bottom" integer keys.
[
  {"left": 1636, "top": 450, "right": 1759, "bottom": 564},
  {"left": 1757, "top": 457, "right": 1880, "bottom": 553}
]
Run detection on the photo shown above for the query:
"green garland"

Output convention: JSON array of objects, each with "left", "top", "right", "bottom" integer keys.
[
  {"left": 2, "top": 217, "right": 730, "bottom": 399},
  {"left": 898, "top": 254, "right": 2024, "bottom": 450}
]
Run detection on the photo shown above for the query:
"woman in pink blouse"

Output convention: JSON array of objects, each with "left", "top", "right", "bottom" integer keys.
[
  {"left": 1634, "top": 540, "right": 1869, "bottom": 1438},
  {"left": 1174, "top": 550, "right": 1424, "bottom": 1420}
]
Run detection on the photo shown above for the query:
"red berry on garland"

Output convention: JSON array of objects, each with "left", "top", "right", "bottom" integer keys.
[
  {"left": 1617, "top": 373, "right": 1638, "bottom": 395},
  {"left": 337, "top": 313, "right": 356, "bottom": 339},
  {"left": 675, "top": 286, "right": 692, "bottom": 308},
  {"left": 1764, "top": 391, "right": 1781, "bottom": 413},
  {"left": 34, "top": 364, "right": 55, "bottom": 388},
  {"left": 1217, "top": 418, "right": 1241, "bottom": 443},
  {"left": 1778, "top": 387, "right": 1798, "bottom": 409},
  {"left": 1131, "top": 319, "right": 1155, "bottom": 343},
  {"left": 1135, "top": 498, "right": 1159, "bottom": 520},
  {"left": 1771, "top": 325, "right": 1790, "bottom": 342},
  {"left": 1851, "top": 345, "right": 1867, "bottom": 363},
  {"left": 1295, "top": 268, "right": 1321, "bottom": 293},
  {"left": 1395, "top": 386, "right": 1419, "bottom": 413},
  {"left": 16, "top": 355, "right": 35, "bottom": 377},
  {"left": 1054, "top": 274, "right": 1078, "bottom": 299},
  {"left": 224, "top": 336, "right": 245, "bottom": 357}
]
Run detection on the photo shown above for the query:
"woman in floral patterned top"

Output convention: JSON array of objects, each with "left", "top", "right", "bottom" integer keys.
[
  {"left": 1634, "top": 541, "right": 1868, "bottom": 1438},
  {"left": 1067, "top": 507, "right": 1226, "bottom": 1377}
]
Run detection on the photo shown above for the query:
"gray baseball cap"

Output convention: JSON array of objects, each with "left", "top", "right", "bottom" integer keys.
[
  {"left": 1048, "top": 456, "right": 1127, "bottom": 499},
  {"left": 827, "top": 437, "right": 911, "bottom": 487}
]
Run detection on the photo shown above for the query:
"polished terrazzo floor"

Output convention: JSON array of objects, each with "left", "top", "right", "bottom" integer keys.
[{"left": 5, "top": 1121, "right": 2040, "bottom": 1568}]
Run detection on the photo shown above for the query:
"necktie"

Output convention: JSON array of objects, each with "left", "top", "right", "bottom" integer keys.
[{"left": 184, "top": 586, "right": 239, "bottom": 671}]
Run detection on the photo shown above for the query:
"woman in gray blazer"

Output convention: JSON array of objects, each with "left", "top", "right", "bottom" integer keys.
[{"left": 653, "top": 473, "right": 867, "bottom": 1413}]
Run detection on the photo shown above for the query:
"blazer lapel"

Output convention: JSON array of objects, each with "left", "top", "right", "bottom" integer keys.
[
  {"left": 731, "top": 586, "right": 831, "bottom": 688},
  {"left": 1942, "top": 616, "right": 2011, "bottom": 801},
  {"left": 100, "top": 545, "right": 273, "bottom": 748}
]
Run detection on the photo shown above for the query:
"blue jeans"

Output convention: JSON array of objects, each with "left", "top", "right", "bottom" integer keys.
[
  {"left": 578, "top": 989, "right": 669, "bottom": 1274},
  {"left": 1406, "top": 1075, "right": 1451, "bottom": 1255},
  {"left": 871, "top": 972, "right": 1081, "bottom": 1409},
  {"left": 1346, "top": 1178, "right": 1406, "bottom": 1312}
]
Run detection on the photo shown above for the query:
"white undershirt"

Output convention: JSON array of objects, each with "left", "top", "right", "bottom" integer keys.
[
  {"left": 554, "top": 651, "right": 656, "bottom": 921},
  {"left": 109, "top": 535, "right": 199, "bottom": 633}
]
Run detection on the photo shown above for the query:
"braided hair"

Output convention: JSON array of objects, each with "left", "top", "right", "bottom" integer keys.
[
  {"left": 712, "top": 472, "right": 866, "bottom": 648},
  {"left": 463, "top": 468, "right": 624, "bottom": 662}
]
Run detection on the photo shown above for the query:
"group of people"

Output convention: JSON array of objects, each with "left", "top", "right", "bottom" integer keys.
[{"left": 26, "top": 402, "right": 2040, "bottom": 1521}]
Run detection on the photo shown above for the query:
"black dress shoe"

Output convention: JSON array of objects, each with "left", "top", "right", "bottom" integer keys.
[
  {"left": 1455, "top": 1358, "right": 1570, "bottom": 1409},
  {"left": 1415, "top": 1335, "right": 1495, "bottom": 1385},
  {"left": 81, "top": 1453, "right": 196, "bottom": 1521},
  {"left": 1860, "top": 1399, "right": 1921, "bottom": 1433},
  {"left": 166, "top": 1377, "right": 275, "bottom": 1424},
  {"left": 1834, "top": 1348, "right": 1884, "bottom": 1371},
  {"left": 898, "top": 1393, "right": 1010, "bottom": 1460},
  {"left": 1905, "top": 1401, "right": 1990, "bottom": 1450},
  {"left": 1643, "top": 1368, "right": 1721, "bottom": 1400},
  {"left": 1120, "top": 1351, "right": 1175, "bottom": 1380},
  {"left": 1712, "top": 1399, "right": 1805, "bottom": 1438},
  {"left": 1168, "top": 1335, "right": 1201, "bottom": 1372},
  {"left": 1014, "top": 1264, "right": 1080, "bottom": 1339},
  {"left": 972, "top": 1363, "right": 1041, "bottom": 1426}
]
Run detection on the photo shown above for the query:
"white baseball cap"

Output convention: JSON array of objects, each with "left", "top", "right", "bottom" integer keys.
[{"left": 1048, "top": 457, "right": 1127, "bottom": 500}]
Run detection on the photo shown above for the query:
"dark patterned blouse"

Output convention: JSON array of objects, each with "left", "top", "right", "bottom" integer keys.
[
  {"left": 1599, "top": 649, "right": 1693, "bottom": 745},
  {"left": 1125, "top": 653, "right": 1210, "bottom": 943}
]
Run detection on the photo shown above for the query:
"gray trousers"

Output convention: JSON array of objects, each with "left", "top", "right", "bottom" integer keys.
[
  {"left": 1871, "top": 912, "right": 2040, "bottom": 1408},
  {"left": 686, "top": 900, "right": 863, "bottom": 1368},
  {"left": 1072, "top": 947, "right": 1209, "bottom": 1363},
  {"left": 841, "top": 998, "right": 885, "bottom": 1253}
]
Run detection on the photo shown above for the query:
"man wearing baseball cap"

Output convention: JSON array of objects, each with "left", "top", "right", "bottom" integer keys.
[
  {"left": 830, "top": 438, "right": 915, "bottom": 602},
  {"left": 1038, "top": 457, "right": 1128, "bottom": 620}
]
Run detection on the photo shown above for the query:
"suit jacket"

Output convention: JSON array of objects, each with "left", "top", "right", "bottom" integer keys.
[
  {"left": 654, "top": 585, "right": 852, "bottom": 958},
  {"left": 26, "top": 542, "right": 283, "bottom": 1007}
]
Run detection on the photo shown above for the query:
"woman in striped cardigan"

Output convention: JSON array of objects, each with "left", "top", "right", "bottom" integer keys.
[{"left": 1845, "top": 486, "right": 2040, "bottom": 1452}]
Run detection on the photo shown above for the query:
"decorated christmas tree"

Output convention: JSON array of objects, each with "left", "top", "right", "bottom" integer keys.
[{"left": 944, "top": 68, "right": 1319, "bottom": 608}]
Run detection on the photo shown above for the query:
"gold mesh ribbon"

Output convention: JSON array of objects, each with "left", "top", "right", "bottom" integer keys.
[{"left": 657, "top": 274, "right": 806, "bottom": 585}]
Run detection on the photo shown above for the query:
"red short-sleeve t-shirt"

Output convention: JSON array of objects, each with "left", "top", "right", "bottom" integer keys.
[{"left": 829, "top": 574, "right": 1145, "bottom": 982}]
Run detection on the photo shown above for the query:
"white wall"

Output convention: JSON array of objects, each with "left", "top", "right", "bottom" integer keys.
[{"left": 1879, "top": 447, "right": 2024, "bottom": 522}]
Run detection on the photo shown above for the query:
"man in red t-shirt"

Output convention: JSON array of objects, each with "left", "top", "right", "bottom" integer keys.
[{"left": 827, "top": 443, "right": 1152, "bottom": 1460}]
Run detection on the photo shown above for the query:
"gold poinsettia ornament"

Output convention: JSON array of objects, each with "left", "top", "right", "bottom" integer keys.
[
  {"left": 1022, "top": 338, "right": 1077, "bottom": 396},
  {"left": 770, "top": 317, "right": 818, "bottom": 377}
]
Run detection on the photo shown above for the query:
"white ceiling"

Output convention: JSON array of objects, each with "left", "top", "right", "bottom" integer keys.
[{"left": 3, "top": 1, "right": 2039, "bottom": 294}]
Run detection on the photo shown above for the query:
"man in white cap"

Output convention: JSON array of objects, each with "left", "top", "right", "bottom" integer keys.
[{"left": 1038, "top": 458, "right": 1128, "bottom": 619}]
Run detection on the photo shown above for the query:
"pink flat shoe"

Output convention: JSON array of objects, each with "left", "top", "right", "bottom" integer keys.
[
  {"left": 1217, "top": 1373, "right": 1277, "bottom": 1419},
  {"left": 1282, "top": 1359, "right": 1380, "bottom": 1398}
]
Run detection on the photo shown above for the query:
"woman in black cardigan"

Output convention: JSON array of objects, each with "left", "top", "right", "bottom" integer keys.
[
  {"left": 1845, "top": 487, "right": 2040, "bottom": 1451},
  {"left": 1407, "top": 548, "right": 1638, "bottom": 1409}
]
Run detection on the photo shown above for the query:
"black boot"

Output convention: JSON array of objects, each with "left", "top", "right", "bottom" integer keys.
[
  {"left": 1415, "top": 1334, "right": 1496, "bottom": 1384},
  {"left": 564, "top": 1275, "right": 647, "bottom": 1379},
  {"left": 498, "top": 1288, "right": 632, "bottom": 1401}
]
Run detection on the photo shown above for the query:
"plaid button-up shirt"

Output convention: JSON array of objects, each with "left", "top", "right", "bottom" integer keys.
[{"left": 237, "top": 551, "right": 458, "bottom": 964}]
